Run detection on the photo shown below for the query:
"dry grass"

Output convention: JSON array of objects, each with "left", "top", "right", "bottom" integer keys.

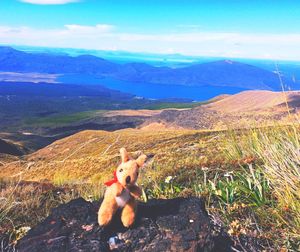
[
  {"left": 103, "top": 109, "right": 162, "bottom": 117},
  {"left": 222, "top": 125, "right": 300, "bottom": 248},
  {"left": 0, "top": 129, "right": 225, "bottom": 183},
  {"left": 0, "top": 178, "right": 103, "bottom": 248},
  {"left": 205, "top": 90, "right": 300, "bottom": 113},
  {"left": 1, "top": 124, "right": 300, "bottom": 250}
]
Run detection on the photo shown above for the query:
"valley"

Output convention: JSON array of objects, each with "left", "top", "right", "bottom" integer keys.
[{"left": 0, "top": 88, "right": 299, "bottom": 154}]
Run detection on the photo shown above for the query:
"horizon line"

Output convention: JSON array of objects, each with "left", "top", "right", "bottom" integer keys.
[{"left": 2, "top": 43, "right": 300, "bottom": 63}]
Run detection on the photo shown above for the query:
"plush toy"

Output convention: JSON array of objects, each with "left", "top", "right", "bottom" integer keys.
[{"left": 98, "top": 148, "right": 147, "bottom": 227}]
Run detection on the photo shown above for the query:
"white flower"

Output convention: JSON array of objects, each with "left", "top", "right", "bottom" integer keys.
[
  {"left": 224, "top": 171, "right": 233, "bottom": 177},
  {"left": 18, "top": 226, "right": 31, "bottom": 233},
  {"left": 165, "top": 176, "right": 173, "bottom": 184}
]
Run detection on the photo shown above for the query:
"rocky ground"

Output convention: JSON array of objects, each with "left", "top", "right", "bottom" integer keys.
[{"left": 16, "top": 197, "right": 232, "bottom": 252}]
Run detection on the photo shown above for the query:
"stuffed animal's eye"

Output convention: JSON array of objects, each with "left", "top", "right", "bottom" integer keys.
[
  {"left": 136, "top": 172, "right": 139, "bottom": 176},
  {"left": 119, "top": 169, "right": 123, "bottom": 172}
]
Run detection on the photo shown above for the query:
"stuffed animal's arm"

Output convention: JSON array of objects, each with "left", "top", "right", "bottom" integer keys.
[
  {"left": 110, "top": 182, "right": 124, "bottom": 197},
  {"left": 129, "top": 185, "right": 142, "bottom": 199}
]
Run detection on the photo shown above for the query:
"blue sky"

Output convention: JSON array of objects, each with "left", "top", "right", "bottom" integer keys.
[{"left": 0, "top": 0, "right": 300, "bottom": 60}]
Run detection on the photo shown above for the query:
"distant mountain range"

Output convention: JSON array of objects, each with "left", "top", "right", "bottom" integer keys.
[
  {"left": 0, "top": 46, "right": 118, "bottom": 75},
  {"left": 0, "top": 46, "right": 292, "bottom": 91},
  {"left": 117, "top": 60, "right": 284, "bottom": 90}
]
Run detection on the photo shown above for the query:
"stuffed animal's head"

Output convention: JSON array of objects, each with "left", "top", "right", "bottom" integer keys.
[{"left": 116, "top": 148, "right": 147, "bottom": 187}]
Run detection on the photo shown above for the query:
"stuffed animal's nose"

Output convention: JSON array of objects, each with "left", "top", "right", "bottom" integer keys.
[{"left": 126, "top": 176, "right": 131, "bottom": 184}]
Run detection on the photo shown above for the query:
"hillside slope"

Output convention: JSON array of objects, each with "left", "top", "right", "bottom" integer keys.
[
  {"left": 0, "top": 138, "right": 26, "bottom": 156},
  {"left": 0, "top": 129, "right": 225, "bottom": 182},
  {"left": 142, "top": 90, "right": 300, "bottom": 130},
  {"left": 205, "top": 90, "right": 300, "bottom": 113}
]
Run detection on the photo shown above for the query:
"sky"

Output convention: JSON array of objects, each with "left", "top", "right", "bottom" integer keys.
[{"left": 0, "top": 0, "right": 300, "bottom": 60}]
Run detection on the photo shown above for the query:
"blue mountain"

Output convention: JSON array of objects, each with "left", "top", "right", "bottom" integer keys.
[{"left": 0, "top": 46, "right": 291, "bottom": 91}]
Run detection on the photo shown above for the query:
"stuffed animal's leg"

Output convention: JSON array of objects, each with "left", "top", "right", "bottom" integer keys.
[
  {"left": 98, "top": 183, "right": 123, "bottom": 226},
  {"left": 121, "top": 198, "right": 137, "bottom": 227},
  {"left": 98, "top": 195, "right": 118, "bottom": 226}
]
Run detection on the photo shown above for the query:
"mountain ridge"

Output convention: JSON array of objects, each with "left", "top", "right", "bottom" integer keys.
[{"left": 0, "top": 46, "right": 290, "bottom": 91}]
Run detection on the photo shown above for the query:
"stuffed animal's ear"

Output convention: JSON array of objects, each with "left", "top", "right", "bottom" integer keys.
[
  {"left": 136, "top": 154, "right": 147, "bottom": 168},
  {"left": 120, "top": 148, "right": 129, "bottom": 163}
]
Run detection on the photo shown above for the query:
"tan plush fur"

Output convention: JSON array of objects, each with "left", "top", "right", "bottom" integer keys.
[{"left": 98, "top": 148, "right": 147, "bottom": 227}]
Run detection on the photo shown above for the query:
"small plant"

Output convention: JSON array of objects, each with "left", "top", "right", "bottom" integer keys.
[
  {"left": 209, "top": 172, "right": 239, "bottom": 205},
  {"left": 236, "top": 164, "right": 270, "bottom": 207},
  {"left": 193, "top": 167, "right": 210, "bottom": 197},
  {"left": 205, "top": 165, "right": 271, "bottom": 207},
  {"left": 145, "top": 175, "right": 185, "bottom": 199}
]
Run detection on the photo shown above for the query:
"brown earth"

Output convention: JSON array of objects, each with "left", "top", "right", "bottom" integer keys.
[{"left": 103, "top": 109, "right": 162, "bottom": 117}]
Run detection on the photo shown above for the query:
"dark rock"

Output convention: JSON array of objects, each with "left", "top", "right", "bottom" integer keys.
[{"left": 17, "top": 197, "right": 233, "bottom": 252}]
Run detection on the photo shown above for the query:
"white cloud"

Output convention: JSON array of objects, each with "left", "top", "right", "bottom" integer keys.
[
  {"left": 20, "top": 0, "right": 79, "bottom": 5},
  {"left": 64, "top": 24, "right": 115, "bottom": 33},
  {"left": 0, "top": 24, "right": 300, "bottom": 60}
]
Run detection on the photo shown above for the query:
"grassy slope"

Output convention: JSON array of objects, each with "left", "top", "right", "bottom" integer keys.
[
  {"left": 1, "top": 126, "right": 300, "bottom": 250},
  {"left": 24, "top": 110, "right": 107, "bottom": 127},
  {"left": 1, "top": 129, "right": 225, "bottom": 182},
  {"left": 205, "top": 90, "right": 300, "bottom": 113},
  {"left": 145, "top": 94, "right": 230, "bottom": 110}
]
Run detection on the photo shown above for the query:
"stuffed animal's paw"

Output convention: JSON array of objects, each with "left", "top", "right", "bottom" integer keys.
[
  {"left": 121, "top": 213, "right": 135, "bottom": 228},
  {"left": 98, "top": 212, "right": 113, "bottom": 227},
  {"left": 129, "top": 185, "right": 142, "bottom": 199}
]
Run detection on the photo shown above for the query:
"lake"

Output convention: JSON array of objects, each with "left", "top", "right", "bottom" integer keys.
[{"left": 59, "top": 74, "right": 247, "bottom": 101}]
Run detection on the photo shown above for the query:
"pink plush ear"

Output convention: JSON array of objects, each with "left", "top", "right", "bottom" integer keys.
[
  {"left": 120, "top": 148, "right": 129, "bottom": 163},
  {"left": 136, "top": 154, "right": 147, "bottom": 168}
]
